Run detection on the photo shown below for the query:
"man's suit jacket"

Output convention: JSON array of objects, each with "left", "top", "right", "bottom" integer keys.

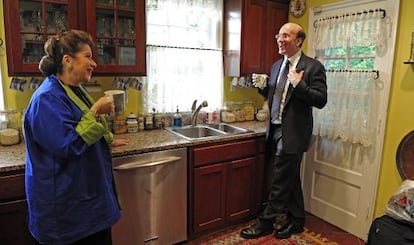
[{"left": 259, "top": 52, "right": 327, "bottom": 154}]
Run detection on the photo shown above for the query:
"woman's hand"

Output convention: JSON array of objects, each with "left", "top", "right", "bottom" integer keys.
[
  {"left": 112, "top": 139, "right": 129, "bottom": 147},
  {"left": 90, "top": 95, "right": 114, "bottom": 115}
]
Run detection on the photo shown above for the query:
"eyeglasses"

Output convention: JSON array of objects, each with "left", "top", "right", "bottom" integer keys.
[{"left": 275, "top": 33, "right": 289, "bottom": 40}]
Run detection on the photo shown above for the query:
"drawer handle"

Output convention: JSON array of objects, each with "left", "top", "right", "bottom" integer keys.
[{"left": 114, "top": 156, "right": 181, "bottom": 170}]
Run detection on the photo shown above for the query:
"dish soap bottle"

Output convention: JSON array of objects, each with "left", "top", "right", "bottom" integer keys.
[{"left": 173, "top": 106, "right": 182, "bottom": 127}]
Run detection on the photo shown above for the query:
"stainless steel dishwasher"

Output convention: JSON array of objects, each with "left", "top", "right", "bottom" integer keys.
[{"left": 112, "top": 147, "right": 187, "bottom": 245}]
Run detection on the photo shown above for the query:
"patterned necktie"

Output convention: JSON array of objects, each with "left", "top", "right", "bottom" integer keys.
[{"left": 271, "top": 60, "right": 289, "bottom": 123}]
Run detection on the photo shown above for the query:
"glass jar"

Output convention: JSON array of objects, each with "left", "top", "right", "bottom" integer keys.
[
  {"left": 233, "top": 102, "right": 245, "bottom": 122},
  {"left": 221, "top": 102, "right": 236, "bottom": 123},
  {"left": 242, "top": 101, "right": 255, "bottom": 121},
  {"left": 0, "top": 109, "right": 21, "bottom": 145},
  {"left": 0, "top": 109, "right": 20, "bottom": 130},
  {"left": 113, "top": 120, "right": 127, "bottom": 134},
  {"left": 145, "top": 113, "right": 153, "bottom": 129}
]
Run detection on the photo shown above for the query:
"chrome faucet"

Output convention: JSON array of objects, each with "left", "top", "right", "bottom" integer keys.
[{"left": 191, "top": 99, "right": 208, "bottom": 126}]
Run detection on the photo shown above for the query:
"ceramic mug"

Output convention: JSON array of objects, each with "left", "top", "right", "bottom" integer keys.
[
  {"left": 252, "top": 73, "right": 268, "bottom": 89},
  {"left": 104, "top": 90, "right": 126, "bottom": 115}
]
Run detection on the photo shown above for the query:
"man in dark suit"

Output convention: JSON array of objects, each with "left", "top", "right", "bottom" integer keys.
[{"left": 240, "top": 22, "right": 327, "bottom": 239}]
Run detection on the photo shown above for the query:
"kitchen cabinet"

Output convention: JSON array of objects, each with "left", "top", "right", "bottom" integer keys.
[
  {"left": 0, "top": 171, "right": 35, "bottom": 245},
  {"left": 3, "top": 0, "right": 146, "bottom": 76},
  {"left": 223, "top": 0, "right": 289, "bottom": 77},
  {"left": 81, "top": 0, "right": 146, "bottom": 75},
  {"left": 3, "top": 0, "right": 78, "bottom": 76},
  {"left": 189, "top": 138, "right": 262, "bottom": 237}
]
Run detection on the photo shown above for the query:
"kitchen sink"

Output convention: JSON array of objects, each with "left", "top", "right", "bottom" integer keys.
[
  {"left": 167, "top": 125, "right": 226, "bottom": 140},
  {"left": 166, "top": 123, "right": 252, "bottom": 140},
  {"left": 205, "top": 123, "right": 251, "bottom": 134}
]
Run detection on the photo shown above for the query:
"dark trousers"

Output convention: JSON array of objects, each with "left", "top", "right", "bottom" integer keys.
[
  {"left": 257, "top": 124, "right": 305, "bottom": 228},
  {"left": 34, "top": 228, "right": 112, "bottom": 245}
]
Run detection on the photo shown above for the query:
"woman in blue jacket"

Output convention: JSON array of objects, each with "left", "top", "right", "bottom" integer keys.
[{"left": 24, "top": 29, "right": 128, "bottom": 244}]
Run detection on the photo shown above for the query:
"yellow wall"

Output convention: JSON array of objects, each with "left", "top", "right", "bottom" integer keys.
[{"left": 1, "top": 0, "right": 413, "bottom": 220}]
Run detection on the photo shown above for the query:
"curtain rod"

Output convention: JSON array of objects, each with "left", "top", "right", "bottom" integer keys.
[
  {"left": 326, "top": 69, "right": 379, "bottom": 80},
  {"left": 314, "top": 8, "right": 386, "bottom": 28}
]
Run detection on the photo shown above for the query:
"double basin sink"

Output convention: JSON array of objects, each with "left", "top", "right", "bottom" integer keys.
[{"left": 166, "top": 123, "right": 252, "bottom": 140}]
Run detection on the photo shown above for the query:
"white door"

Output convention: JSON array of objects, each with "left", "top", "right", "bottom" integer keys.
[
  {"left": 302, "top": 0, "right": 399, "bottom": 240},
  {"left": 303, "top": 136, "right": 379, "bottom": 239}
]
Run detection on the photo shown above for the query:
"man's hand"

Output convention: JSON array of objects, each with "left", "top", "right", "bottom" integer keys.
[
  {"left": 288, "top": 69, "right": 304, "bottom": 87},
  {"left": 252, "top": 73, "right": 269, "bottom": 89}
]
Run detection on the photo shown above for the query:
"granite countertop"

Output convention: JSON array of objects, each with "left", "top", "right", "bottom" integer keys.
[{"left": 0, "top": 121, "right": 266, "bottom": 173}]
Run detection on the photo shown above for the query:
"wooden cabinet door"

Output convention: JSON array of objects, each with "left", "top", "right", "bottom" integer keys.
[
  {"left": 224, "top": 0, "right": 288, "bottom": 76},
  {"left": 264, "top": 1, "right": 288, "bottom": 73},
  {"left": 193, "top": 163, "right": 227, "bottom": 234},
  {"left": 0, "top": 200, "right": 35, "bottom": 245},
  {"left": 3, "top": 0, "right": 78, "bottom": 76},
  {"left": 224, "top": 0, "right": 267, "bottom": 76},
  {"left": 82, "top": 0, "right": 146, "bottom": 76},
  {"left": 240, "top": 0, "right": 267, "bottom": 75},
  {"left": 226, "top": 157, "right": 256, "bottom": 222}
]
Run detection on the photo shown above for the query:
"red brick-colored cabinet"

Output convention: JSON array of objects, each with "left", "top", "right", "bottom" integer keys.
[
  {"left": 189, "top": 139, "right": 262, "bottom": 237},
  {"left": 0, "top": 172, "right": 35, "bottom": 245},
  {"left": 2, "top": 0, "right": 146, "bottom": 76},
  {"left": 2, "top": 1, "right": 78, "bottom": 76},
  {"left": 81, "top": 0, "right": 146, "bottom": 76},
  {"left": 223, "top": 0, "right": 289, "bottom": 76}
]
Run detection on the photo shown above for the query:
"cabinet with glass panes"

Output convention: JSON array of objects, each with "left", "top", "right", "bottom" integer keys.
[{"left": 3, "top": 0, "right": 146, "bottom": 76}]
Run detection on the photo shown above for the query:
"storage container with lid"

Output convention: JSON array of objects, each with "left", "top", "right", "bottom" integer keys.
[{"left": 126, "top": 113, "right": 138, "bottom": 133}]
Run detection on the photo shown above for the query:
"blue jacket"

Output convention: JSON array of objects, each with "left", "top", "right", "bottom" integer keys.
[{"left": 24, "top": 75, "right": 120, "bottom": 244}]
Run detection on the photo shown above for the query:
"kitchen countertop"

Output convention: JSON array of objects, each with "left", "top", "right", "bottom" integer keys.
[{"left": 0, "top": 121, "right": 266, "bottom": 173}]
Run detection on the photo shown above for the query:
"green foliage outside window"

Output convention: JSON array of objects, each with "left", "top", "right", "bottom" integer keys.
[{"left": 321, "top": 45, "right": 375, "bottom": 70}]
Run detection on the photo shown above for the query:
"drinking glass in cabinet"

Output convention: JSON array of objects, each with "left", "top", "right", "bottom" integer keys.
[
  {"left": 119, "top": 47, "right": 136, "bottom": 65},
  {"left": 118, "top": 0, "right": 135, "bottom": 8},
  {"left": 46, "top": 4, "right": 68, "bottom": 33},
  {"left": 97, "top": 39, "right": 115, "bottom": 65},
  {"left": 21, "top": 36, "right": 44, "bottom": 64},
  {"left": 118, "top": 18, "right": 135, "bottom": 38},
  {"left": 97, "top": 15, "right": 114, "bottom": 37}
]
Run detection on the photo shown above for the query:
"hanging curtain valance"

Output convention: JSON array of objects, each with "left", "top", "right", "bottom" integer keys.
[
  {"left": 326, "top": 69, "right": 379, "bottom": 80},
  {"left": 313, "top": 8, "right": 391, "bottom": 56}
]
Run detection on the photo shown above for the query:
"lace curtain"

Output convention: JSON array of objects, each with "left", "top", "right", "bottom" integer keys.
[
  {"left": 143, "top": 0, "right": 223, "bottom": 113},
  {"left": 313, "top": 10, "right": 389, "bottom": 56},
  {"left": 312, "top": 11, "right": 388, "bottom": 147},
  {"left": 313, "top": 71, "right": 381, "bottom": 147}
]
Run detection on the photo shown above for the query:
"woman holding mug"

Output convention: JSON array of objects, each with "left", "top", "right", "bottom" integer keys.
[{"left": 24, "top": 29, "right": 128, "bottom": 244}]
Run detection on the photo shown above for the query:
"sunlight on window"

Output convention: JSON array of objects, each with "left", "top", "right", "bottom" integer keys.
[{"left": 144, "top": 0, "right": 223, "bottom": 113}]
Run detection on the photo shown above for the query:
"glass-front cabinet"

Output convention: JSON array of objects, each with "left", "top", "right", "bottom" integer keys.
[
  {"left": 3, "top": 0, "right": 78, "bottom": 76},
  {"left": 3, "top": 0, "right": 146, "bottom": 76},
  {"left": 84, "top": 0, "right": 146, "bottom": 75}
]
